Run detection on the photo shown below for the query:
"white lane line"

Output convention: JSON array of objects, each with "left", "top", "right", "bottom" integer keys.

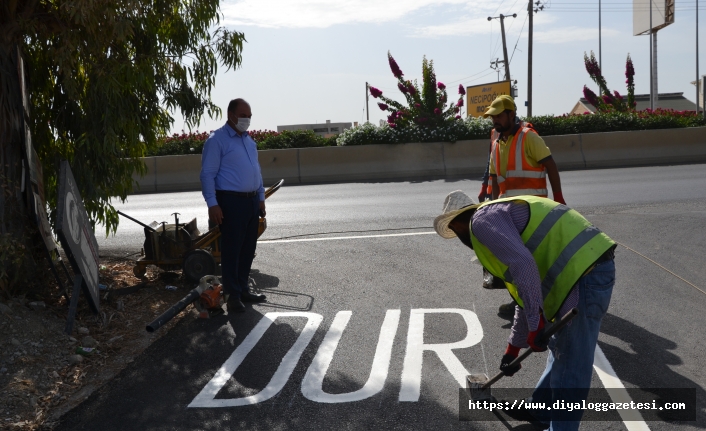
[
  {"left": 259, "top": 231, "right": 436, "bottom": 244},
  {"left": 593, "top": 345, "right": 651, "bottom": 431}
]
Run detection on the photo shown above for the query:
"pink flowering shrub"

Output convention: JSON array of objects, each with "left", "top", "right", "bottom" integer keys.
[
  {"left": 369, "top": 51, "right": 466, "bottom": 128},
  {"left": 583, "top": 51, "right": 636, "bottom": 112}
]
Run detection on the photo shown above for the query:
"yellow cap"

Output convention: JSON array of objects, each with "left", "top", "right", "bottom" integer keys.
[{"left": 482, "top": 95, "right": 516, "bottom": 118}]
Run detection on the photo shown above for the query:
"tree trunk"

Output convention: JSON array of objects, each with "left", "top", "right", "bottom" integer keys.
[{"left": 0, "top": 43, "right": 41, "bottom": 295}]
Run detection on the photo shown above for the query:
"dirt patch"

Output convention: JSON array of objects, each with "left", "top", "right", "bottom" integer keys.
[{"left": 0, "top": 260, "right": 197, "bottom": 430}]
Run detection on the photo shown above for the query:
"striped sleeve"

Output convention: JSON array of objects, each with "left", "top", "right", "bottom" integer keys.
[{"left": 472, "top": 203, "right": 542, "bottom": 347}]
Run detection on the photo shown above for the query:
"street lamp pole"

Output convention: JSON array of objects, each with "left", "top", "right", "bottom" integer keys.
[
  {"left": 649, "top": 0, "right": 654, "bottom": 110},
  {"left": 697, "top": 0, "right": 701, "bottom": 114},
  {"left": 599, "top": 0, "right": 602, "bottom": 69}
]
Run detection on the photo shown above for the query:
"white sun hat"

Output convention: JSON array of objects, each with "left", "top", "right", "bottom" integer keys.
[{"left": 433, "top": 190, "right": 483, "bottom": 239}]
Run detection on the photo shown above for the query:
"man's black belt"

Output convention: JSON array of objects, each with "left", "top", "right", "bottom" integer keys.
[{"left": 216, "top": 190, "right": 258, "bottom": 197}]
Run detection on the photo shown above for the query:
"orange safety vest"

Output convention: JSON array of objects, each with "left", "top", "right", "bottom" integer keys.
[{"left": 493, "top": 123, "right": 547, "bottom": 198}]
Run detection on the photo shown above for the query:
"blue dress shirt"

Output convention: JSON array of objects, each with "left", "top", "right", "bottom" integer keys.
[{"left": 200, "top": 123, "right": 265, "bottom": 208}]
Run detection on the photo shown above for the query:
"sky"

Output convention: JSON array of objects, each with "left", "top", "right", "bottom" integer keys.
[{"left": 170, "top": 0, "right": 706, "bottom": 134}]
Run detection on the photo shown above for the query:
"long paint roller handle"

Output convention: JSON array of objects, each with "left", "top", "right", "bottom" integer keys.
[{"left": 481, "top": 307, "right": 579, "bottom": 390}]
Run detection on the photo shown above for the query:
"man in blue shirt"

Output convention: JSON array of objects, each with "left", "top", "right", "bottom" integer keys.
[{"left": 200, "top": 98, "right": 266, "bottom": 312}]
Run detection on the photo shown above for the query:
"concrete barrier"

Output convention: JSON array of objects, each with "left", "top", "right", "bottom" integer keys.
[
  {"left": 542, "top": 135, "right": 588, "bottom": 171},
  {"left": 130, "top": 127, "right": 706, "bottom": 194},
  {"left": 259, "top": 149, "right": 300, "bottom": 185},
  {"left": 298, "top": 142, "right": 446, "bottom": 183},
  {"left": 442, "top": 139, "right": 492, "bottom": 177}
]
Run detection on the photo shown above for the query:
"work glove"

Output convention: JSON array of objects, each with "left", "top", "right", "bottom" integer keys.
[
  {"left": 553, "top": 192, "right": 566, "bottom": 205},
  {"left": 527, "top": 315, "right": 548, "bottom": 352},
  {"left": 499, "top": 344, "right": 521, "bottom": 376},
  {"left": 478, "top": 185, "right": 488, "bottom": 203}
]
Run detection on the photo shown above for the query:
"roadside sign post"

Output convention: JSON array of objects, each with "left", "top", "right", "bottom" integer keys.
[
  {"left": 466, "top": 81, "right": 513, "bottom": 118},
  {"left": 56, "top": 160, "right": 101, "bottom": 333}
]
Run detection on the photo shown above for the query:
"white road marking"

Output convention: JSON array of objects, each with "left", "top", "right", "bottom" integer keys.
[
  {"left": 593, "top": 345, "right": 651, "bottom": 431},
  {"left": 258, "top": 231, "right": 436, "bottom": 243},
  {"left": 399, "top": 309, "right": 484, "bottom": 402},
  {"left": 301, "top": 310, "right": 401, "bottom": 403},
  {"left": 188, "top": 312, "right": 323, "bottom": 408},
  {"left": 472, "top": 302, "right": 490, "bottom": 377}
]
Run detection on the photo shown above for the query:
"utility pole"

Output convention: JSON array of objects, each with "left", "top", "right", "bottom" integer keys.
[
  {"left": 653, "top": 31, "right": 659, "bottom": 108},
  {"left": 488, "top": 14, "right": 517, "bottom": 82},
  {"left": 527, "top": 1, "right": 545, "bottom": 117},
  {"left": 697, "top": 0, "right": 700, "bottom": 114},
  {"left": 599, "top": 0, "right": 602, "bottom": 69},
  {"left": 500, "top": 15, "right": 511, "bottom": 81},
  {"left": 365, "top": 82, "right": 370, "bottom": 123},
  {"left": 649, "top": 0, "right": 654, "bottom": 110},
  {"left": 528, "top": 0, "right": 533, "bottom": 116}
]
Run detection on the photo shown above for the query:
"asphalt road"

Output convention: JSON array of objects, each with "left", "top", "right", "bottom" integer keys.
[{"left": 61, "top": 164, "right": 706, "bottom": 430}]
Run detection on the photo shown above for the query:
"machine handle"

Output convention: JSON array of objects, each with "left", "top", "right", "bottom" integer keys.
[
  {"left": 481, "top": 308, "right": 579, "bottom": 389},
  {"left": 117, "top": 210, "right": 157, "bottom": 232}
]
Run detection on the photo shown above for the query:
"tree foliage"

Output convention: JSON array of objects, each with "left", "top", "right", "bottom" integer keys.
[{"left": 1, "top": 0, "right": 246, "bottom": 235}]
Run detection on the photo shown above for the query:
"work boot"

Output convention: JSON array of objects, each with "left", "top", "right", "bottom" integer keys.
[
  {"left": 227, "top": 297, "right": 246, "bottom": 313},
  {"left": 241, "top": 291, "right": 266, "bottom": 303},
  {"left": 482, "top": 269, "right": 505, "bottom": 290},
  {"left": 498, "top": 301, "right": 517, "bottom": 316}
]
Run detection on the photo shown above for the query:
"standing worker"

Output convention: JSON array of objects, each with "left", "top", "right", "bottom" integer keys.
[
  {"left": 478, "top": 111, "right": 534, "bottom": 290},
  {"left": 434, "top": 190, "right": 616, "bottom": 431},
  {"left": 200, "top": 98, "right": 267, "bottom": 312},
  {"left": 484, "top": 95, "right": 566, "bottom": 315}
]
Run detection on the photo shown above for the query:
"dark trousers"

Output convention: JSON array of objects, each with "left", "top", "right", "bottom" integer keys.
[{"left": 216, "top": 192, "right": 259, "bottom": 297}]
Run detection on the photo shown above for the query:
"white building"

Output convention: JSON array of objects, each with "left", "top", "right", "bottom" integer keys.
[
  {"left": 570, "top": 92, "right": 696, "bottom": 115},
  {"left": 277, "top": 120, "right": 353, "bottom": 137}
]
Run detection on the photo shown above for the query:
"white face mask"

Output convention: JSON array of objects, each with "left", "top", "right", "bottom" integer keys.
[{"left": 234, "top": 118, "right": 250, "bottom": 132}]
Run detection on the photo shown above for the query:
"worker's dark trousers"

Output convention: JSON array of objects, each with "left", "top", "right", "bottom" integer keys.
[{"left": 216, "top": 192, "right": 260, "bottom": 298}]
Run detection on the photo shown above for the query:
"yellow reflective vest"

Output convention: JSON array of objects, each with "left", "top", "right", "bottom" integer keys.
[{"left": 470, "top": 196, "right": 616, "bottom": 320}]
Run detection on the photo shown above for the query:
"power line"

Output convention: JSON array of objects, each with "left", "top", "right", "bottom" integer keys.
[
  {"left": 492, "top": 0, "right": 509, "bottom": 17},
  {"left": 447, "top": 68, "right": 494, "bottom": 84},
  {"left": 464, "top": 70, "right": 499, "bottom": 85},
  {"left": 509, "top": 13, "right": 530, "bottom": 66}
]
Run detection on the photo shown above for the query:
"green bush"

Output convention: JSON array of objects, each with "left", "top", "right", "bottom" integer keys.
[
  {"left": 527, "top": 110, "right": 706, "bottom": 136},
  {"left": 146, "top": 129, "right": 337, "bottom": 156},
  {"left": 146, "top": 110, "right": 706, "bottom": 155},
  {"left": 255, "top": 130, "right": 337, "bottom": 150},
  {"left": 146, "top": 131, "right": 210, "bottom": 156},
  {"left": 337, "top": 117, "right": 492, "bottom": 146},
  {"left": 337, "top": 110, "right": 706, "bottom": 146}
]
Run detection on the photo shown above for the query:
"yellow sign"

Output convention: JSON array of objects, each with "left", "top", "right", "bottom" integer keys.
[{"left": 466, "top": 81, "right": 512, "bottom": 118}]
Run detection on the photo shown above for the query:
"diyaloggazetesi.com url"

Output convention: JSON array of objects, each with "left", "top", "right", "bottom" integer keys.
[{"left": 468, "top": 399, "right": 687, "bottom": 412}]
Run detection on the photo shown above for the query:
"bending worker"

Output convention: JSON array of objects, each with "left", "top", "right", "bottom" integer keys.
[
  {"left": 483, "top": 95, "right": 566, "bottom": 316},
  {"left": 434, "top": 190, "right": 616, "bottom": 431}
]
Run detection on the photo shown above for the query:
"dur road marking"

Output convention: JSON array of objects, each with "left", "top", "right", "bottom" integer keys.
[
  {"left": 188, "top": 307, "right": 641, "bottom": 431},
  {"left": 301, "top": 310, "right": 401, "bottom": 403},
  {"left": 188, "top": 309, "right": 484, "bottom": 407},
  {"left": 399, "top": 309, "right": 484, "bottom": 402},
  {"left": 188, "top": 312, "right": 322, "bottom": 408}
]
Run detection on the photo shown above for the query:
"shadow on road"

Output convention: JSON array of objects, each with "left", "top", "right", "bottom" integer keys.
[
  {"left": 599, "top": 313, "right": 705, "bottom": 427},
  {"left": 249, "top": 269, "right": 314, "bottom": 311}
]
